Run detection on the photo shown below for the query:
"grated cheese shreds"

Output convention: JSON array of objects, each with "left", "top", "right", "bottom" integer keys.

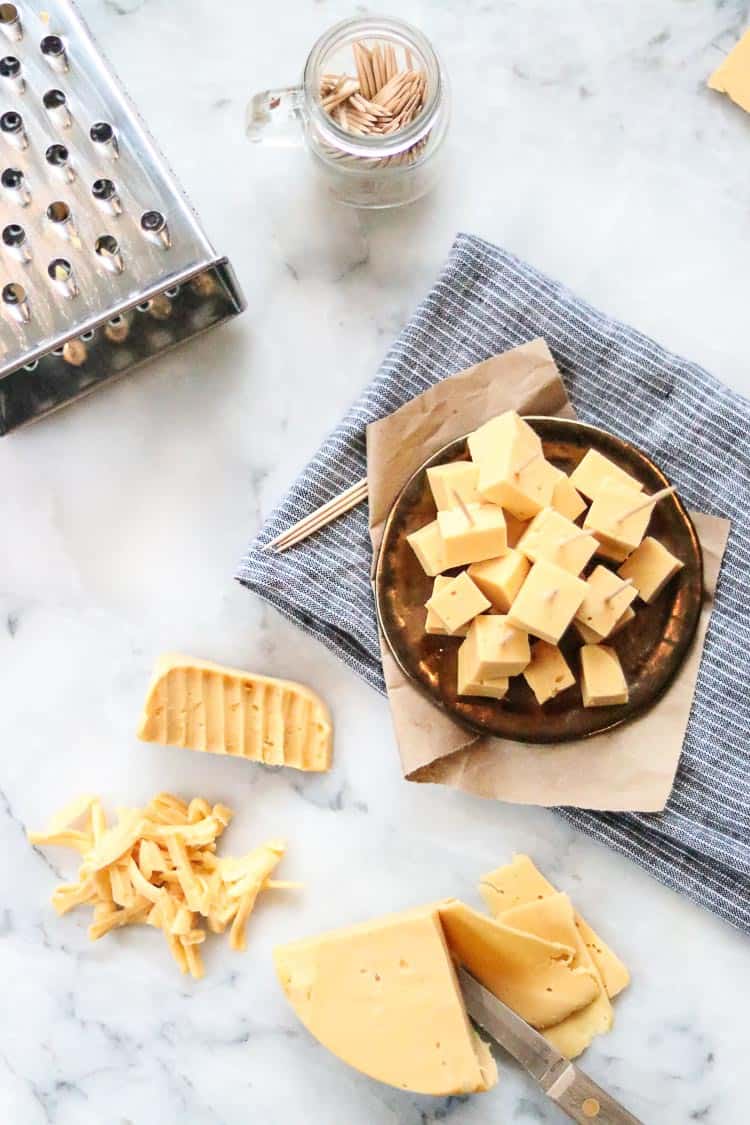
[{"left": 28, "top": 793, "right": 296, "bottom": 979}]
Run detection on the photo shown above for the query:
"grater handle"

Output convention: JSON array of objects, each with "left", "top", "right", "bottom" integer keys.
[{"left": 246, "top": 86, "right": 305, "bottom": 146}]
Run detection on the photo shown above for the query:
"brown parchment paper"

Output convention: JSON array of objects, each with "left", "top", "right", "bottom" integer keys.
[{"left": 366, "top": 339, "right": 731, "bottom": 812}]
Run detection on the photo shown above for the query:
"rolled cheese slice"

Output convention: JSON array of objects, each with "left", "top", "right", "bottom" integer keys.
[
  {"left": 137, "top": 654, "right": 332, "bottom": 772},
  {"left": 275, "top": 905, "right": 497, "bottom": 1097}
]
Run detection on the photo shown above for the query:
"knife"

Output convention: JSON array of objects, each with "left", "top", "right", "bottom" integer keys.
[{"left": 458, "top": 968, "right": 644, "bottom": 1124}]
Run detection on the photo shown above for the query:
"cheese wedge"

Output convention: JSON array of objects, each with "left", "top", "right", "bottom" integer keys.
[
  {"left": 437, "top": 900, "right": 600, "bottom": 1029},
  {"left": 275, "top": 905, "right": 497, "bottom": 1096},
  {"left": 479, "top": 856, "right": 630, "bottom": 1000},
  {"left": 708, "top": 29, "right": 750, "bottom": 114},
  {"left": 499, "top": 894, "right": 613, "bottom": 1059},
  {"left": 137, "top": 654, "right": 333, "bottom": 772}
]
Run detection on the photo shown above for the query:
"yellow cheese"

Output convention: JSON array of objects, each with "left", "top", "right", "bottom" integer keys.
[
  {"left": 468, "top": 549, "right": 530, "bottom": 612},
  {"left": 437, "top": 900, "right": 600, "bottom": 1029},
  {"left": 425, "top": 571, "right": 490, "bottom": 633},
  {"left": 580, "top": 645, "right": 628, "bottom": 707},
  {"left": 477, "top": 451, "right": 558, "bottom": 521},
  {"left": 708, "top": 29, "right": 750, "bottom": 114},
  {"left": 522, "top": 641, "right": 575, "bottom": 705},
  {"left": 478, "top": 856, "right": 630, "bottom": 1001},
  {"left": 569, "top": 449, "right": 643, "bottom": 502},
  {"left": 425, "top": 577, "right": 471, "bottom": 637},
  {"left": 575, "top": 605, "right": 635, "bottom": 645},
  {"left": 617, "top": 536, "right": 684, "bottom": 603},
  {"left": 274, "top": 905, "right": 497, "bottom": 1096},
  {"left": 437, "top": 503, "right": 507, "bottom": 568},
  {"left": 137, "top": 654, "right": 333, "bottom": 772},
  {"left": 459, "top": 614, "right": 531, "bottom": 679},
  {"left": 584, "top": 480, "right": 654, "bottom": 558},
  {"left": 507, "top": 560, "right": 588, "bottom": 645},
  {"left": 467, "top": 409, "right": 541, "bottom": 464},
  {"left": 497, "top": 894, "right": 614, "bottom": 1059},
  {"left": 518, "top": 507, "right": 598, "bottom": 575},
  {"left": 505, "top": 511, "right": 530, "bottom": 549},
  {"left": 407, "top": 519, "right": 448, "bottom": 577},
  {"left": 574, "top": 565, "right": 638, "bottom": 639},
  {"left": 426, "top": 462, "right": 480, "bottom": 511},
  {"left": 551, "top": 470, "right": 588, "bottom": 522},
  {"left": 457, "top": 644, "right": 509, "bottom": 699}
]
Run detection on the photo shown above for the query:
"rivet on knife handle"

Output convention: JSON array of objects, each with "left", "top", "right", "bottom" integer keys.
[{"left": 544, "top": 1062, "right": 644, "bottom": 1125}]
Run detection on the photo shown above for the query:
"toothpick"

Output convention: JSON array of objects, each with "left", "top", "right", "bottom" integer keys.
[
  {"left": 616, "top": 485, "right": 677, "bottom": 523},
  {"left": 559, "top": 528, "right": 596, "bottom": 548},
  {"left": 453, "top": 490, "right": 475, "bottom": 526},
  {"left": 541, "top": 587, "right": 559, "bottom": 604},
  {"left": 605, "top": 578, "right": 634, "bottom": 604},
  {"left": 514, "top": 450, "right": 543, "bottom": 477}
]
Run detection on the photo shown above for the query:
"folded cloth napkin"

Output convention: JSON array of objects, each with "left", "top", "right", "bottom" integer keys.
[{"left": 237, "top": 233, "right": 749, "bottom": 933}]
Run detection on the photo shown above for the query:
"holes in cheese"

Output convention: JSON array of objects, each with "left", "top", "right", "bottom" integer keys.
[
  {"left": 137, "top": 654, "right": 333, "bottom": 772},
  {"left": 274, "top": 906, "right": 497, "bottom": 1097}
]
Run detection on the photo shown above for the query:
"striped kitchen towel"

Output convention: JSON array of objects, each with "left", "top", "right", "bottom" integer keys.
[{"left": 237, "top": 233, "right": 749, "bottom": 933}]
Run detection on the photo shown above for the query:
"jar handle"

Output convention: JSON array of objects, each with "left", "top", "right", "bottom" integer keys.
[{"left": 246, "top": 85, "right": 305, "bottom": 146}]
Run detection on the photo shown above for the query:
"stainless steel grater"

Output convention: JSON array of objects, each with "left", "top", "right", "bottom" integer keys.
[{"left": 0, "top": 0, "right": 245, "bottom": 434}]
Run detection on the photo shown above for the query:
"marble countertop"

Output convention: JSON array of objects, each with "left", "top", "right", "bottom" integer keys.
[{"left": 1, "top": 1, "right": 748, "bottom": 1122}]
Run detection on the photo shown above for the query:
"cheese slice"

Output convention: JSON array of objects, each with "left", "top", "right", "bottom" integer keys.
[
  {"left": 274, "top": 905, "right": 497, "bottom": 1096},
  {"left": 437, "top": 900, "right": 600, "bottom": 1029},
  {"left": 137, "top": 654, "right": 333, "bottom": 772},
  {"left": 479, "top": 856, "right": 630, "bottom": 1000},
  {"left": 499, "top": 894, "right": 613, "bottom": 1059},
  {"left": 708, "top": 30, "right": 750, "bottom": 114}
]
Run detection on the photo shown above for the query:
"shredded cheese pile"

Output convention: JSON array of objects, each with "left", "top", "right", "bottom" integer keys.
[{"left": 28, "top": 792, "right": 295, "bottom": 979}]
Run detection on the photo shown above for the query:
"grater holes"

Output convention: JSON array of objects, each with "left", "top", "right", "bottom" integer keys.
[
  {"left": 0, "top": 5, "right": 21, "bottom": 42},
  {"left": 80, "top": 329, "right": 95, "bottom": 342},
  {"left": 46, "top": 200, "right": 76, "bottom": 238},
  {"left": 43, "top": 88, "right": 71, "bottom": 127},
  {"left": 47, "top": 257, "right": 78, "bottom": 298},
  {"left": 1, "top": 108, "right": 27, "bottom": 148},
  {"left": 2, "top": 280, "right": 29, "bottom": 321},
  {"left": 90, "top": 120, "right": 118, "bottom": 157},
  {"left": 43, "top": 88, "right": 66, "bottom": 109},
  {"left": 40, "top": 34, "right": 67, "bottom": 72},
  {"left": 0, "top": 54, "right": 19, "bottom": 77},
  {"left": 46, "top": 143, "right": 68, "bottom": 166},
  {"left": 94, "top": 233, "right": 124, "bottom": 273},
  {"left": 140, "top": 209, "right": 170, "bottom": 248},
  {"left": 3, "top": 222, "right": 24, "bottom": 246}
]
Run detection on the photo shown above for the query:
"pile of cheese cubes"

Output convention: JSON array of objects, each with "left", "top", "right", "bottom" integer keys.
[{"left": 407, "top": 411, "right": 684, "bottom": 708}]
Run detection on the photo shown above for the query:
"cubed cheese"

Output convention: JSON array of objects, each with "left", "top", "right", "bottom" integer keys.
[
  {"left": 569, "top": 449, "right": 643, "bottom": 502},
  {"left": 584, "top": 480, "right": 654, "bottom": 558},
  {"left": 522, "top": 642, "right": 576, "bottom": 705},
  {"left": 407, "top": 520, "right": 448, "bottom": 577},
  {"left": 574, "top": 605, "right": 635, "bottom": 645},
  {"left": 574, "top": 566, "right": 638, "bottom": 639},
  {"left": 478, "top": 450, "right": 558, "bottom": 521},
  {"left": 425, "top": 571, "right": 490, "bottom": 633},
  {"left": 437, "top": 503, "right": 507, "bottom": 568},
  {"left": 517, "top": 507, "right": 597, "bottom": 576},
  {"left": 425, "top": 577, "right": 471, "bottom": 637},
  {"left": 426, "top": 462, "right": 480, "bottom": 511},
  {"left": 468, "top": 550, "right": 530, "bottom": 612},
  {"left": 507, "top": 560, "right": 588, "bottom": 645},
  {"left": 550, "top": 470, "right": 588, "bottom": 522},
  {"left": 467, "top": 410, "right": 541, "bottom": 464},
  {"left": 505, "top": 512, "right": 530, "bottom": 549},
  {"left": 617, "top": 537, "right": 684, "bottom": 603},
  {"left": 580, "top": 645, "right": 628, "bottom": 707},
  {"left": 457, "top": 644, "right": 509, "bottom": 700},
  {"left": 459, "top": 615, "right": 531, "bottom": 680}
]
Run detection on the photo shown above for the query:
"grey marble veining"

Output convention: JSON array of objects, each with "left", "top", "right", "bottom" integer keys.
[{"left": 0, "top": 1, "right": 748, "bottom": 1122}]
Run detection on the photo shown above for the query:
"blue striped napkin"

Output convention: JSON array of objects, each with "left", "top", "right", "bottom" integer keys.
[{"left": 237, "top": 233, "right": 748, "bottom": 933}]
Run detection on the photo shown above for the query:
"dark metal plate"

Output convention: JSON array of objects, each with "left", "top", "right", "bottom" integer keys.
[{"left": 374, "top": 417, "right": 704, "bottom": 743}]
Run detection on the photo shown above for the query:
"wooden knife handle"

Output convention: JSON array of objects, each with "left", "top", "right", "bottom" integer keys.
[{"left": 546, "top": 1064, "right": 644, "bottom": 1124}]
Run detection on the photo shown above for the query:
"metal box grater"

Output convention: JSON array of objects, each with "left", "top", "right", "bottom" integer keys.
[{"left": 0, "top": 0, "right": 245, "bottom": 434}]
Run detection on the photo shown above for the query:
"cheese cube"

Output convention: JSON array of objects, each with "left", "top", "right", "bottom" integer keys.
[
  {"left": 437, "top": 503, "right": 507, "bottom": 568},
  {"left": 574, "top": 565, "right": 638, "bottom": 639},
  {"left": 517, "top": 507, "right": 597, "bottom": 576},
  {"left": 584, "top": 480, "right": 654, "bottom": 558},
  {"left": 468, "top": 550, "right": 530, "bottom": 612},
  {"left": 425, "top": 572, "right": 490, "bottom": 634},
  {"left": 459, "top": 615, "right": 531, "bottom": 680},
  {"left": 425, "top": 577, "right": 471, "bottom": 636},
  {"left": 580, "top": 645, "right": 629, "bottom": 707},
  {"left": 505, "top": 512, "right": 529, "bottom": 549},
  {"left": 468, "top": 410, "right": 541, "bottom": 465},
  {"left": 618, "top": 537, "right": 684, "bottom": 603},
  {"left": 477, "top": 451, "right": 558, "bottom": 521},
  {"left": 550, "top": 470, "right": 587, "bottom": 522},
  {"left": 522, "top": 642, "right": 576, "bottom": 705},
  {"left": 457, "top": 644, "right": 509, "bottom": 700},
  {"left": 569, "top": 449, "right": 643, "bottom": 502},
  {"left": 407, "top": 520, "right": 448, "bottom": 577},
  {"left": 426, "top": 462, "right": 480, "bottom": 511},
  {"left": 507, "top": 560, "right": 588, "bottom": 645},
  {"left": 575, "top": 605, "right": 635, "bottom": 645}
]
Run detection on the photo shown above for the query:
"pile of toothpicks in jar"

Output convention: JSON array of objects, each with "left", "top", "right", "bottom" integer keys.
[{"left": 319, "top": 40, "right": 428, "bottom": 163}]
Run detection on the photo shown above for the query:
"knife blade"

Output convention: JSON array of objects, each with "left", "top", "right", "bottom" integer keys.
[{"left": 458, "top": 968, "right": 644, "bottom": 1124}]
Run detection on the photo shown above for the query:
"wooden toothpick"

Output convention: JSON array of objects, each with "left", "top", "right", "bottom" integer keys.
[
  {"left": 453, "top": 490, "right": 475, "bottom": 526},
  {"left": 514, "top": 449, "right": 543, "bottom": 477},
  {"left": 541, "top": 587, "right": 559, "bottom": 604},
  {"left": 617, "top": 485, "right": 677, "bottom": 523},
  {"left": 605, "top": 578, "right": 634, "bottom": 603},
  {"left": 559, "top": 528, "right": 596, "bottom": 548}
]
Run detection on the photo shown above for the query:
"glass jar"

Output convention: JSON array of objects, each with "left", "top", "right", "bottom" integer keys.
[{"left": 247, "top": 16, "right": 450, "bottom": 209}]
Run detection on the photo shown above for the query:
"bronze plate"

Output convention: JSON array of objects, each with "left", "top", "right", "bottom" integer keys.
[{"left": 374, "top": 417, "right": 703, "bottom": 743}]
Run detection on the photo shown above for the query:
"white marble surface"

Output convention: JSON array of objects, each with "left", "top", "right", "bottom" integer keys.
[{"left": 1, "top": 1, "right": 749, "bottom": 1122}]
